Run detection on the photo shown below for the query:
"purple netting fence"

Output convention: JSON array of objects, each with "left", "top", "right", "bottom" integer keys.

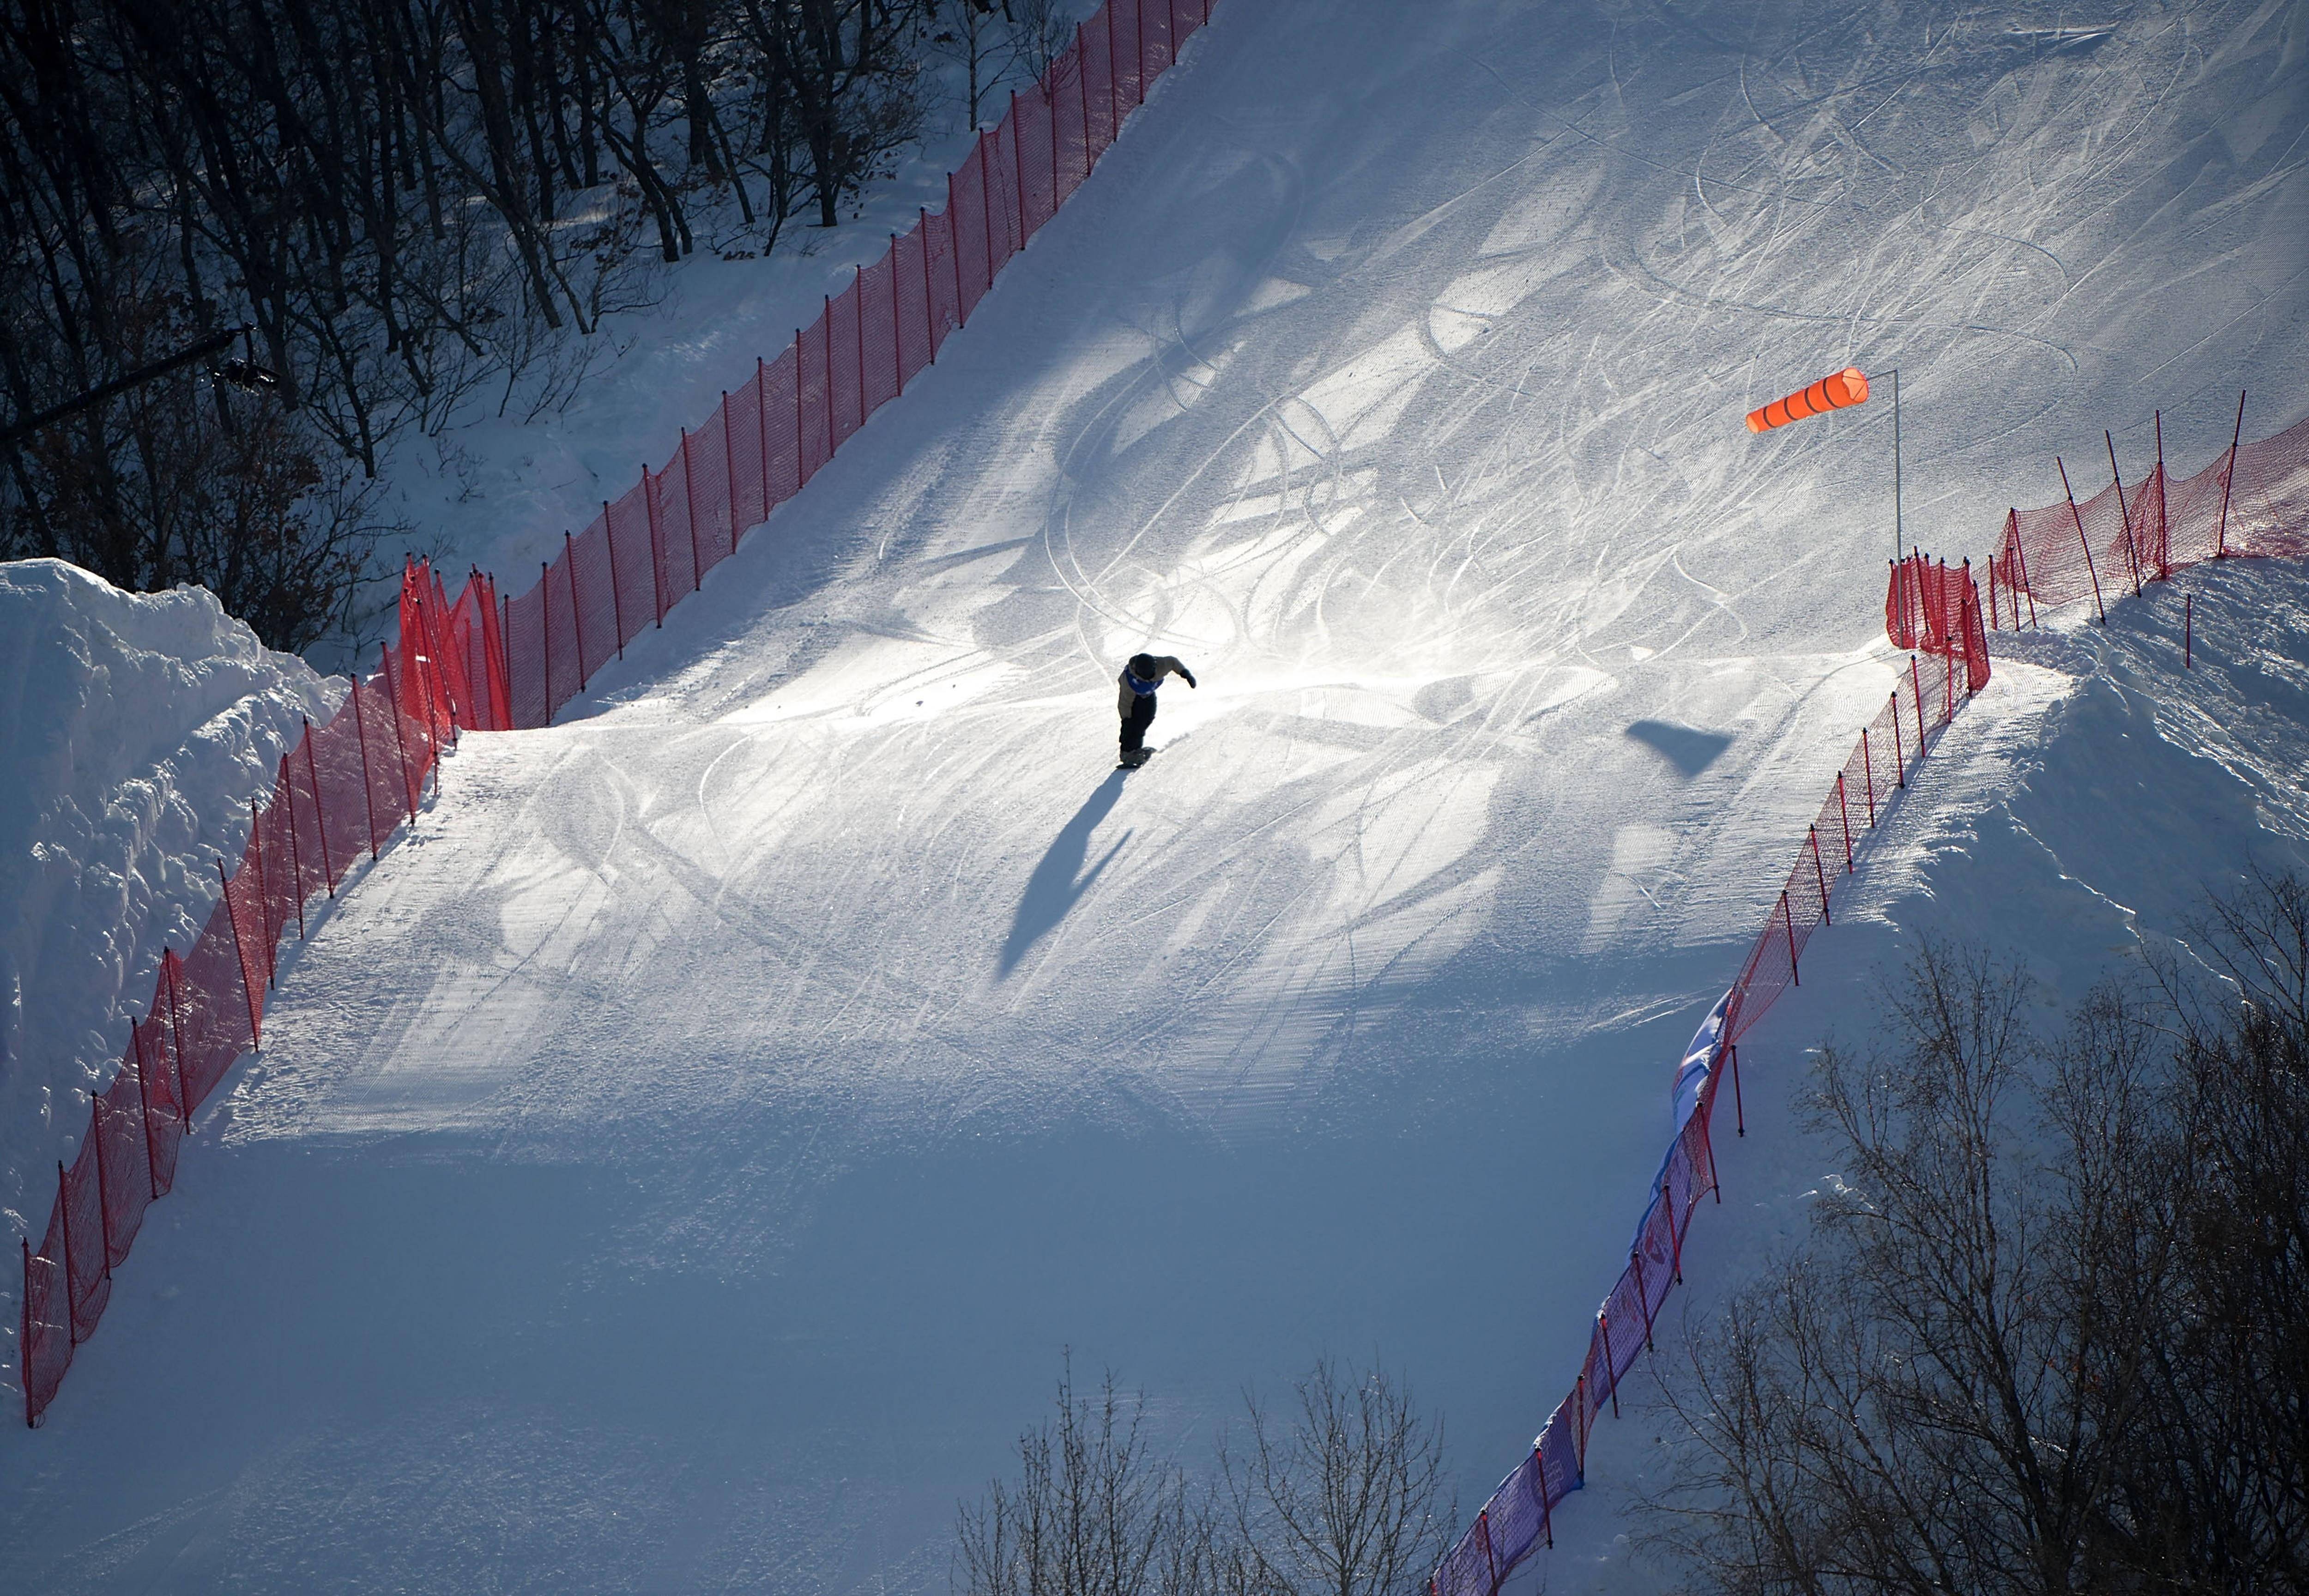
[
  {"left": 1439, "top": 400, "right": 2309, "bottom": 1591},
  {"left": 1432, "top": 648, "right": 1978, "bottom": 1594}
]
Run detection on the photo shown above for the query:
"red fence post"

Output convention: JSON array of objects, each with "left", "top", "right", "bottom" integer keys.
[
  {"left": 1889, "top": 692, "right": 1906, "bottom": 788},
  {"left": 852, "top": 267, "right": 867, "bottom": 431},
  {"left": 1628, "top": 1241, "right": 1654, "bottom": 1351},
  {"left": 943, "top": 174, "right": 962, "bottom": 321},
  {"left": 538, "top": 562, "right": 555, "bottom": 713},
  {"left": 1008, "top": 91, "right": 1026, "bottom": 247},
  {"left": 1479, "top": 1508, "right": 1499, "bottom": 1595},
  {"left": 1910, "top": 656, "right": 1926, "bottom": 743},
  {"left": 758, "top": 356, "right": 774, "bottom": 508},
  {"left": 303, "top": 720, "right": 334, "bottom": 894},
  {"left": 1536, "top": 1442, "right": 1554, "bottom": 1546},
  {"left": 164, "top": 953, "right": 192, "bottom": 1116},
  {"left": 2056, "top": 457, "right": 2108, "bottom": 624},
  {"left": 1729, "top": 1043, "right": 1744, "bottom": 1136},
  {"left": 55, "top": 1162, "right": 74, "bottom": 1345},
  {"left": 565, "top": 533, "right": 589, "bottom": 690},
  {"left": 793, "top": 331, "right": 807, "bottom": 478},
  {"left": 1834, "top": 773, "right": 1855, "bottom": 869},
  {"left": 602, "top": 502, "right": 626, "bottom": 658},
  {"left": 132, "top": 1037, "right": 161, "bottom": 1198},
  {"left": 823, "top": 298, "right": 837, "bottom": 456},
  {"left": 20, "top": 1236, "right": 34, "bottom": 1424},
  {"left": 1809, "top": 826, "right": 1831, "bottom": 926},
  {"left": 917, "top": 213, "right": 935, "bottom": 363},
  {"left": 2216, "top": 390, "right": 2246, "bottom": 557},
  {"left": 723, "top": 388, "right": 741, "bottom": 532},
  {"left": 281, "top": 761, "right": 306, "bottom": 938},
  {"left": 248, "top": 798, "right": 274, "bottom": 985},
  {"left": 90, "top": 1099, "right": 112, "bottom": 1278},
  {"left": 1781, "top": 889, "right": 1799, "bottom": 986},
  {"left": 1571, "top": 1373, "right": 1589, "bottom": 1479},
  {"left": 410, "top": 570, "right": 455, "bottom": 738},
  {"left": 219, "top": 858, "right": 262, "bottom": 1045},
  {"left": 643, "top": 466, "right": 667, "bottom": 625},
  {"left": 2007, "top": 510, "right": 2037, "bottom": 627},
  {"left": 2107, "top": 429, "right": 2145, "bottom": 596},
  {"left": 1598, "top": 1312, "right": 1620, "bottom": 1416},
  {"left": 346, "top": 658, "right": 381, "bottom": 857},
  {"left": 680, "top": 429, "right": 705, "bottom": 590},
  {"left": 379, "top": 646, "right": 418, "bottom": 818},
  {"left": 2153, "top": 410, "right": 2170, "bottom": 577},
  {"left": 972, "top": 137, "right": 992, "bottom": 286}
]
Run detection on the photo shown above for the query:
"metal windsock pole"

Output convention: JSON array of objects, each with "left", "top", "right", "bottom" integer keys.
[{"left": 1891, "top": 369, "right": 1902, "bottom": 563}]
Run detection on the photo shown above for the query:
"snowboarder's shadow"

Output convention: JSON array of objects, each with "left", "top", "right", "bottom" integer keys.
[{"left": 998, "top": 771, "right": 1131, "bottom": 978}]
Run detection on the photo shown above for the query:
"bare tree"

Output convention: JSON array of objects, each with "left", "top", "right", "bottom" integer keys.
[
  {"left": 1640, "top": 915, "right": 2309, "bottom": 1596},
  {"left": 959, "top": 1355, "right": 1450, "bottom": 1596},
  {"left": 999, "top": 0, "right": 1073, "bottom": 89},
  {"left": 2122, "top": 871, "right": 2309, "bottom": 1590},
  {"left": 957, "top": 1356, "right": 1221, "bottom": 1596},
  {"left": 3, "top": 0, "right": 956, "bottom": 651},
  {"left": 1225, "top": 1357, "right": 1451, "bottom": 1596},
  {"left": 931, "top": 0, "right": 1012, "bottom": 129}
]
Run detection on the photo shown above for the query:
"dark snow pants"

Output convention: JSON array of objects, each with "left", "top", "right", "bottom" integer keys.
[{"left": 1120, "top": 694, "right": 1157, "bottom": 755}]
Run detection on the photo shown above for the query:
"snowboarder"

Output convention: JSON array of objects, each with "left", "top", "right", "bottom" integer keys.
[{"left": 1117, "top": 652, "right": 1195, "bottom": 767}]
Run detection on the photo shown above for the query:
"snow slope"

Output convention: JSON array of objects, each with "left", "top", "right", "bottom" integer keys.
[
  {"left": 3, "top": 1, "right": 2304, "bottom": 1590},
  {"left": 0, "top": 562, "right": 339, "bottom": 1229},
  {"left": 1563, "top": 557, "right": 2309, "bottom": 1590}
]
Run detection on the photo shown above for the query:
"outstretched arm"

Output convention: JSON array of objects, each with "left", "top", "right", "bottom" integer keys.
[{"left": 1152, "top": 655, "right": 1197, "bottom": 688}]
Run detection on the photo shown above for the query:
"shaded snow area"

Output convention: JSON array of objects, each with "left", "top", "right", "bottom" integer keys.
[
  {"left": 1568, "top": 560, "right": 2309, "bottom": 1590},
  {"left": 0, "top": 562, "right": 339, "bottom": 1227},
  {"left": 3, "top": 1, "right": 2305, "bottom": 1591}
]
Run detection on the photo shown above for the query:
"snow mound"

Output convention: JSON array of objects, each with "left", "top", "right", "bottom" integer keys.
[{"left": 0, "top": 560, "right": 340, "bottom": 1217}]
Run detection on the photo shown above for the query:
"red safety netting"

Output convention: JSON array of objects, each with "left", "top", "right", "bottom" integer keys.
[
  {"left": 1433, "top": 649, "right": 1978, "bottom": 1595},
  {"left": 19, "top": 0, "right": 1223, "bottom": 1426},
  {"left": 1444, "top": 412, "right": 2308, "bottom": 1585},
  {"left": 1885, "top": 553, "right": 1990, "bottom": 693},
  {"left": 18, "top": 556, "right": 486, "bottom": 1426},
  {"left": 1987, "top": 408, "right": 2309, "bottom": 628},
  {"left": 474, "top": 0, "right": 1219, "bottom": 732}
]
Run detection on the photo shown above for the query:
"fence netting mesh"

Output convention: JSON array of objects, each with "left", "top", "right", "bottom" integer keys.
[
  {"left": 1434, "top": 645, "right": 1977, "bottom": 1595},
  {"left": 18, "top": 0, "right": 1221, "bottom": 1428},
  {"left": 1989, "top": 411, "right": 2309, "bottom": 625}
]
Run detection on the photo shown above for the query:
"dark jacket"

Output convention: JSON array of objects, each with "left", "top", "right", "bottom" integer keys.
[{"left": 1117, "top": 653, "right": 1194, "bottom": 716}]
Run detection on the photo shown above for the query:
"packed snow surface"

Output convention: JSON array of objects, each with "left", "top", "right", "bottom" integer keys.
[
  {"left": 4, "top": 1, "right": 2305, "bottom": 1591},
  {"left": 0, "top": 561, "right": 338, "bottom": 1224}
]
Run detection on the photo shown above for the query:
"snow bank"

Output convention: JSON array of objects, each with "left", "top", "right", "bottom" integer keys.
[{"left": 0, "top": 560, "right": 339, "bottom": 1221}]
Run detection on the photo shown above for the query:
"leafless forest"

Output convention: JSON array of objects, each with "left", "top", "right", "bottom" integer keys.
[{"left": 0, "top": 0, "right": 1066, "bottom": 648}]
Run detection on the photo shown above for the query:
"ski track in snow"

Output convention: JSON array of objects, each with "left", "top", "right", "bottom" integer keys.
[{"left": 6, "top": 1, "right": 2306, "bottom": 1590}]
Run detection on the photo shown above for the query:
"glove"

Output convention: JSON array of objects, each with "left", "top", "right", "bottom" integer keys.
[{"left": 1182, "top": 670, "right": 1197, "bottom": 688}]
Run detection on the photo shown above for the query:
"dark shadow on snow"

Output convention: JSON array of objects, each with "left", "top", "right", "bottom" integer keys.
[
  {"left": 1624, "top": 719, "right": 1733, "bottom": 777},
  {"left": 998, "top": 771, "right": 1131, "bottom": 977}
]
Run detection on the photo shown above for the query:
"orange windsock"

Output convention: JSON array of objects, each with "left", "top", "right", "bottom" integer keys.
[{"left": 1745, "top": 367, "right": 1870, "bottom": 434}]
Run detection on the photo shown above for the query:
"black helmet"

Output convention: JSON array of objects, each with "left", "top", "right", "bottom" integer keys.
[{"left": 1127, "top": 653, "right": 1158, "bottom": 678}]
